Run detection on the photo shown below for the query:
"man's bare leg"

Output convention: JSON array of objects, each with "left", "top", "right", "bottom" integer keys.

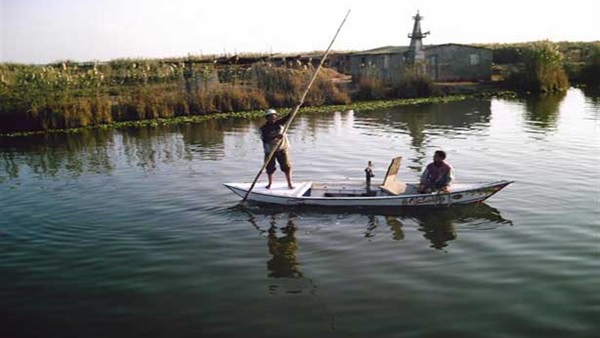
[
  {"left": 285, "top": 170, "right": 294, "bottom": 189},
  {"left": 266, "top": 173, "right": 274, "bottom": 189}
]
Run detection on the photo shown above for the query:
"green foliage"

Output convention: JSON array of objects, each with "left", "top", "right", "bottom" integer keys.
[
  {"left": 390, "top": 65, "right": 433, "bottom": 98},
  {"left": 0, "top": 62, "right": 110, "bottom": 131},
  {"left": 578, "top": 45, "right": 600, "bottom": 87},
  {"left": 353, "top": 72, "right": 387, "bottom": 101},
  {"left": 508, "top": 40, "right": 569, "bottom": 93},
  {"left": 0, "top": 58, "right": 351, "bottom": 133},
  {"left": 485, "top": 41, "right": 600, "bottom": 87}
]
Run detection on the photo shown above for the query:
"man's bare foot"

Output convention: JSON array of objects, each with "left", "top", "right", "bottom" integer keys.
[
  {"left": 288, "top": 185, "right": 295, "bottom": 189},
  {"left": 265, "top": 184, "right": 271, "bottom": 189}
]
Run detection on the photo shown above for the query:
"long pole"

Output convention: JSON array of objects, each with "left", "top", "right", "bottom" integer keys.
[{"left": 242, "top": 10, "right": 351, "bottom": 202}]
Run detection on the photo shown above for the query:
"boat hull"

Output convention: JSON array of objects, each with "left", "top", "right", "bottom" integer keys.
[{"left": 224, "top": 180, "right": 512, "bottom": 208}]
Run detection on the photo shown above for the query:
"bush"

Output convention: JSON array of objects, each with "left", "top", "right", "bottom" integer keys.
[
  {"left": 508, "top": 40, "right": 569, "bottom": 93},
  {"left": 353, "top": 75, "right": 387, "bottom": 101},
  {"left": 578, "top": 46, "right": 600, "bottom": 87},
  {"left": 390, "top": 66, "right": 433, "bottom": 98}
]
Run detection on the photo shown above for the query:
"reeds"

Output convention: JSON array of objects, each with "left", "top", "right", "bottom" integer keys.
[
  {"left": 0, "top": 60, "right": 349, "bottom": 133},
  {"left": 504, "top": 41, "right": 569, "bottom": 93},
  {"left": 352, "top": 64, "right": 432, "bottom": 100}
]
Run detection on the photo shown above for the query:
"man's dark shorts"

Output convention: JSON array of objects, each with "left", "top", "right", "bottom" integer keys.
[{"left": 265, "top": 149, "right": 292, "bottom": 174}]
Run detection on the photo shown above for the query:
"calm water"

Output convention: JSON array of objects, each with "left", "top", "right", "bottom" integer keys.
[{"left": 1, "top": 89, "right": 599, "bottom": 338}]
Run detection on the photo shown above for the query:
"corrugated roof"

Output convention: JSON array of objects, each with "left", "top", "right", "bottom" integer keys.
[
  {"left": 351, "top": 46, "right": 409, "bottom": 56},
  {"left": 351, "top": 43, "right": 491, "bottom": 56},
  {"left": 425, "top": 43, "right": 492, "bottom": 51}
]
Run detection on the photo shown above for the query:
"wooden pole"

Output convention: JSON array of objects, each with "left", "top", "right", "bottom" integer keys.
[{"left": 242, "top": 10, "right": 351, "bottom": 202}]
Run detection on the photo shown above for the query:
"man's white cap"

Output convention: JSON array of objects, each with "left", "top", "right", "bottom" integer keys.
[{"left": 265, "top": 109, "right": 277, "bottom": 117}]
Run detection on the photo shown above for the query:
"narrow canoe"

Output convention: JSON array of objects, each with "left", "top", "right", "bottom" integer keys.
[{"left": 224, "top": 179, "right": 512, "bottom": 207}]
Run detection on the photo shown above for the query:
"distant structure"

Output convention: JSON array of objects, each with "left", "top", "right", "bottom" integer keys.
[
  {"left": 404, "top": 11, "right": 430, "bottom": 65},
  {"left": 349, "top": 11, "right": 492, "bottom": 83}
]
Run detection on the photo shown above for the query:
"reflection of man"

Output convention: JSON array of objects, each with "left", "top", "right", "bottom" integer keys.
[
  {"left": 267, "top": 217, "right": 301, "bottom": 279},
  {"left": 422, "top": 223, "right": 457, "bottom": 250},
  {"left": 418, "top": 210, "right": 457, "bottom": 249}
]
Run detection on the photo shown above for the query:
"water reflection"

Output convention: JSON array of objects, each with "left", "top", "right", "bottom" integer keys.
[
  {"left": 0, "top": 130, "right": 116, "bottom": 179},
  {"left": 245, "top": 211, "right": 316, "bottom": 296},
  {"left": 413, "top": 210, "right": 458, "bottom": 249},
  {"left": 179, "top": 118, "right": 256, "bottom": 160},
  {"left": 358, "top": 100, "right": 492, "bottom": 134},
  {"left": 243, "top": 203, "right": 512, "bottom": 253},
  {"left": 522, "top": 91, "right": 567, "bottom": 131},
  {"left": 363, "top": 208, "right": 458, "bottom": 249},
  {"left": 245, "top": 212, "right": 302, "bottom": 278},
  {"left": 354, "top": 100, "right": 492, "bottom": 169},
  {"left": 376, "top": 204, "right": 512, "bottom": 249},
  {"left": 365, "top": 215, "right": 406, "bottom": 240},
  {"left": 266, "top": 214, "right": 302, "bottom": 279},
  {"left": 581, "top": 86, "right": 600, "bottom": 104},
  {"left": 119, "top": 127, "right": 189, "bottom": 170},
  {"left": 0, "top": 119, "right": 248, "bottom": 179}
]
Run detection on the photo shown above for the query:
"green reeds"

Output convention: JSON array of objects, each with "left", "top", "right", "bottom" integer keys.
[
  {"left": 508, "top": 40, "right": 569, "bottom": 93},
  {"left": 0, "top": 60, "right": 350, "bottom": 133}
]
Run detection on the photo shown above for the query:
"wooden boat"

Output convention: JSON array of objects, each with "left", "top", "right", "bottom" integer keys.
[{"left": 224, "top": 157, "right": 512, "bottom": 208}]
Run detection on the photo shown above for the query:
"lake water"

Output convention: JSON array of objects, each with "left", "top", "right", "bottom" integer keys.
[{"left": 1, "top": 88, "right": 599, "bottom": 338}]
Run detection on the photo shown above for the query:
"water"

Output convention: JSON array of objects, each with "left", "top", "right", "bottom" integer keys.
[{"left": 1, "top": 89, "right": 598, "bottom": 338}]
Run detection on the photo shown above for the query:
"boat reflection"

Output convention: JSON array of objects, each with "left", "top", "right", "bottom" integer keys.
[
  {"left": 242, "top": 202, "right": 512, "bottom": 252},
  {"left": 239, "top": 203, "right": 511, "bottom": 294},
  {"left": 405, "top": 204, "right": 512, "bottom": 249}
]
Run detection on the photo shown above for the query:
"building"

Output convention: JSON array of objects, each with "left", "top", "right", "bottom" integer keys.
[
  {"left": 424, "top": 44, "right": 492, "bottom": 82},
  {"left": 349, "top": 12, "right": 492, "bottom": 83}
]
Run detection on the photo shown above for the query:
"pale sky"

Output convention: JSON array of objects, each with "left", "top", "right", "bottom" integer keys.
[{"left": 2, "top": 0, "right": 599, "bottom": 64}]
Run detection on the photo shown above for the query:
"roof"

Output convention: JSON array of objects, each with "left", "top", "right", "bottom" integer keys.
[
  {"left": 351, "top": 43, "right": 491, "bottom": 56},
  {"left": 425, "top": 43, "right": 492, "bottom": 51},
  {"left": 351, "top": 46, "right": 409, "bottom": 56}
]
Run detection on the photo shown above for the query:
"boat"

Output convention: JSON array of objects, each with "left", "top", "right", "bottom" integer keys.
[{"left": 224, "top": 156, "right": 513, "bottom": 208}]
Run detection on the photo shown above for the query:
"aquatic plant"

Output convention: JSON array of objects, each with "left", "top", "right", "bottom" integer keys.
[{"left": 508, "top": 40, "right": 569, "bottom": 93}]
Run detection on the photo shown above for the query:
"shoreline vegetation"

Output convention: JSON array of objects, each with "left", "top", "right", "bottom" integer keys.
[{"left": 1, "top": 40, "right": 599, "bottom": 137}]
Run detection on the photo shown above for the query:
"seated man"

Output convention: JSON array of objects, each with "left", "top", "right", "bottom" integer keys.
[{"left": 418, "top": 150, "right": 455, "bottom": 193}]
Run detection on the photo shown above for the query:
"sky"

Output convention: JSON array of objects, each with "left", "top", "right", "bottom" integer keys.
[{"left": 1, "top": 0, "right": 599, "bottom": 64}]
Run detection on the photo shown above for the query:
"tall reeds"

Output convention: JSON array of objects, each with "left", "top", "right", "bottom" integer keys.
[
  {"left": 508, "top": 40, "right": 569, "bottom": 93},
  {"left": 0, "top": 60, "right": 349, "bottom": 133},
  {"left": 389, "top": 65, "right": 433, "bottom": 98},
  {"left": 352, "top": 64, "right": 432, "bottom": 100}
]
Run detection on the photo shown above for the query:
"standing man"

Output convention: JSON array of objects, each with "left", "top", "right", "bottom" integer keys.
[
  {"left": 419, "top": 150, "right": 455, "bottom": 193},
  {"left": 260, "top": 109, "right": 294, "bottom": 189}
]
